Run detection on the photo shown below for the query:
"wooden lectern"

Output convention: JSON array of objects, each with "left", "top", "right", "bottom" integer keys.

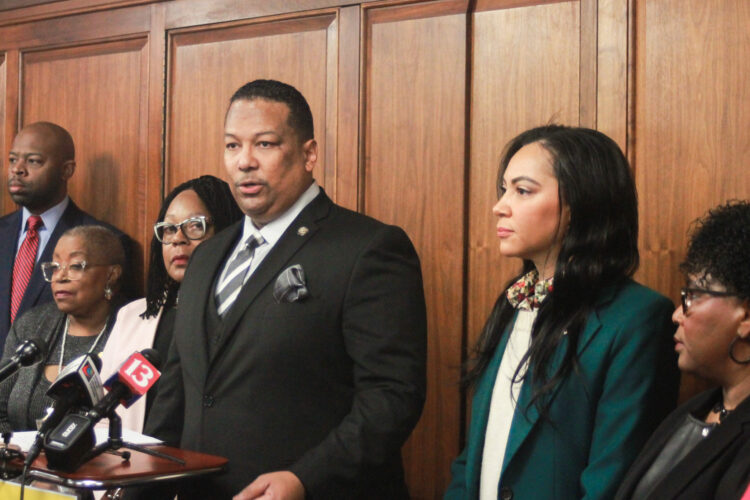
[{"left": 26, "top": 445, "right": 227, "bottom": 495}]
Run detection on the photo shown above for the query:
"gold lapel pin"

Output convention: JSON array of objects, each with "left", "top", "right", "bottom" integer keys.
[{"left": 297, "top": 226, "right": 309, "bottom": 236}]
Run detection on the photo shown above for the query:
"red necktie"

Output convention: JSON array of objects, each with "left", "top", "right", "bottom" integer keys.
[{"left": 10, "top": 215, "right": 43, "bottom": 323}]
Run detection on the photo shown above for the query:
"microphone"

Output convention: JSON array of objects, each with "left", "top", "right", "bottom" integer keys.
[
  {"left": 46, "top": 353, "right": 104, "bottom": 407},
  {"left": 43, "top": 349, "right": 161, "bottom": 471},
  {"left": 24, "top": 353, "right": 103, "bottom": 467},
  {"left": 0, "top": 339, "right": 46, "bottom": 383},
  {"left": 98, "top": 348, "right": 162, "bottom": 412}
]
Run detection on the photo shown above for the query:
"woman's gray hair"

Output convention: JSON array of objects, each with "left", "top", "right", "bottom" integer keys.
[{"left": 62, "top": 225, "right": 125, "bottom": 268}]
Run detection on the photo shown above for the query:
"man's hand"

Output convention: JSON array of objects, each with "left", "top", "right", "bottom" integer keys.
[{"left": 233, "top": 471, "right": 305, "bottom": 500}]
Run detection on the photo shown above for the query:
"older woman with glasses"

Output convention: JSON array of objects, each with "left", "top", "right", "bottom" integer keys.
[
  {"left": 616, "top": 200, "right": 750, "bottom": 500},
  {"left": 98, "top": 175, "right": 242, "bottom": 432},
  {"left": 0, "top": 225, "right": 124, "bottom": 432}
]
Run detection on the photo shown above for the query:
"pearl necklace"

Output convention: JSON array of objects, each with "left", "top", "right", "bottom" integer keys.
[{"left": 58, "top": 315, "right": 108, "bottom": 372}]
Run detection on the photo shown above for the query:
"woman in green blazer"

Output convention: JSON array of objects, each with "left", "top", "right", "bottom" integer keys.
[{"left": 445, "top": 125, "right": 680, "bottom": 500}]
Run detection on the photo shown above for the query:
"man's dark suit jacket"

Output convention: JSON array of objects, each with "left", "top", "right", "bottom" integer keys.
[
  {"left": 145, "top": 191, "right": 427, "bottom": 499},
  {"left": 615, "top": 387, "right": 750, "bottom": 500},
  {"left": 0, "top": 200, "right": 133, "bottom": 350}
]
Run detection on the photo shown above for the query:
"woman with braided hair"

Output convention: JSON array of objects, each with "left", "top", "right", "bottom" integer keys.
[{"left": 99, "top": 175, "right": 242, "bottom": 432}]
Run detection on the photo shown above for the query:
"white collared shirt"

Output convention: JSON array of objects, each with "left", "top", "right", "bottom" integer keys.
[
  {"left": 479, "top": 309, "right": 537, "bottom": 500},
  {"left": 17, "top": 196, "right": 70, "bottom": 261},
  {"left": 217, "top": 182, "right": 320, "bottom": 288}
]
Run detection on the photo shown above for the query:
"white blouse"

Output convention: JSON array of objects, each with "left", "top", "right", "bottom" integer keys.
[{"left": 479, "top": 309, "right": 537, "bottom": 500}]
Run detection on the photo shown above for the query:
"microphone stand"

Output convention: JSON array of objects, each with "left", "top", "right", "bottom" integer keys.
[
  {"left": 0, "top": 362, "right": 22, "bottom": 384},
  {"left": 0, "top": 432, "right": 22, "bottom": 479},
  {"left": 82, "top": 413, "right": 185, "bottom": 466}
]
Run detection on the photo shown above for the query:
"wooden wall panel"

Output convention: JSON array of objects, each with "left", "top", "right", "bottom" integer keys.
[
  {"left": 0, "top": 5, "right": 150, "bottom": 51},
  {"left": 468, "top": 0, "right": 581, "bottom": 352},
  {"left": 363, "top": 2, "right": 467, "bottom": 497},
  {"left": 0, "top": 0, "right": 58, "bottom": 10},
  {"left": 143, "top": 3, "right": 167, "bottom": 265},
  {"left": 0, "top": 53, "right": 7, "bottom": 215},
  {"left": 21, "top": 38, "right": 150, "bottom": 285},
  {"left": 0, "top": 0, "right": 157, "bottom": 27},
  {"left": 333, "top": 5, "right": 361, "bottom": 211},
  {"left": 1, "top": 0, "right": 748, "bottom": 496},
  {"left": 634, "top": 0, "right": 750, "bottom": 399},
  {"left": 166, "top": 14, "right": 336, "bottom": 195},
  {"left": 1, "top": 49, "right": 21, "bottom": 216},
  {"left": 597, "top": 0, "right": 629, "bottom": 150}
]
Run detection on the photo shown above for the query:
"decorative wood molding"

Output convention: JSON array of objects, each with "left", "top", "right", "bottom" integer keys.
[{"left": 0, "top": 0, "right": 159, "bottom": 28}]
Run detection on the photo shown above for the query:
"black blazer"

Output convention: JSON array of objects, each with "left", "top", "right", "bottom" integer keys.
[
  {"left": 145, "top": 191, "right": 427, "bottom": 499},
  {"left": 616, "top": 387, "right": 750, "bottom": 500},
  {"left": 0, "top": 200, "right": 132, "bottom": 350}
]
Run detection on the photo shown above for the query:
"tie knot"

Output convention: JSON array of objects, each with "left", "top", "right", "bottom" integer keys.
[
  {"left": 245, "top": 234, "right": 264, "bottom": 250},
  {"left": 27, "top": 215, "right": 43, "bottom": 232}
]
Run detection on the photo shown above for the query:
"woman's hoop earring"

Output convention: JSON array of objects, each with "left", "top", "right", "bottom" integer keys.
[{"left": 729, "top": 337, "right": 750, "bottom": 364}]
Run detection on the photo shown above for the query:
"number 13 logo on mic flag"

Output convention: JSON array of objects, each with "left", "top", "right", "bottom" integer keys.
[{"left": 106, "top": 352, "right": 161, "bottom": 408}]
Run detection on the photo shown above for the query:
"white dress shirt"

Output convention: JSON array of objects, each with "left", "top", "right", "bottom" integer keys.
[
  {"left": 17, "top": 196, "right": 70, "bottom": 261},
  {"left": 216, "top": 182, "right": 320, "bottom": 289}
]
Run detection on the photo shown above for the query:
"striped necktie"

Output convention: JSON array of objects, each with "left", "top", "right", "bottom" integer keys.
[
  {"left": 215, "top": 235, "right": 264, "bottom": 317},
  {"left": 10, "top": 215, "right": 43, "bottom": 323}
]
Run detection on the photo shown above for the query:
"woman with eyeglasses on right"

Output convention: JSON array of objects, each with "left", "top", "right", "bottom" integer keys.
[
  {"left": 616, "top": 200, "right": 750, "bottom": 500},
  {"left": 99, "top": 175, "right": 242, "bottom": 433}
]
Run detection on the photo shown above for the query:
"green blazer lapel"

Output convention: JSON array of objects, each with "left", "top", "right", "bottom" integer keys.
[
  {"left": 501, "top": 302, "right": 606, "bottom": 478},
  {"left": 210, "top": 193, "right": 331, "bottom": 363},
  {"left": 464, "top": 317, "right": 516, "bottom": 496}
]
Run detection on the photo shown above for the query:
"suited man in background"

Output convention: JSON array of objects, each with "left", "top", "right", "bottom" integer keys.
[
  {"left": 145, "top": 79, "right": 427, "bottom": 499},
  {"left": 0, "top": 121, "right": 132, "bottom": 350}
]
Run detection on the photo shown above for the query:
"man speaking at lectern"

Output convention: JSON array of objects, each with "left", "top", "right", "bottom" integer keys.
[{"left": 145, "top": 79, "right": 427, "bottom": 499}]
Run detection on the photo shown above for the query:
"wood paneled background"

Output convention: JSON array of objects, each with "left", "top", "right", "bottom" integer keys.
[{"left": 1, "top": 0, "right": 748, "bottom": 496}]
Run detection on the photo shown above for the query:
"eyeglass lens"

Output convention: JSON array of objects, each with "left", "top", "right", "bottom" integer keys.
[
  {"left": 681, "top": 289, "right": 690, "bottom": 314},
  {"left": 42, "top": 262, "right": 86, "bottom": 282},
  {"left": 680, "top": 287, "right": 734, "bottom": 315},
  {"left": 155, "top": 217, "right": 207, "bottom": 243}
]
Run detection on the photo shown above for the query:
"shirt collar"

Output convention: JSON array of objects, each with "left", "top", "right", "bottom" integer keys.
[
  {"left": 241, "top": 182, "right": 320, "bottom": 247},
  {"left": 21, "top": 196, "right": 69, "bottom": 233}
]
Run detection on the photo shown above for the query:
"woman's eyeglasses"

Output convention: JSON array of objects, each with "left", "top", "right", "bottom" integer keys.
[
  {"left": 41, "top": 261, "right": 97, "bottom": 282},
  {"left": 680, "top": 287, "right": 736, "bottom": 314},
  {"left": 154, "top": 216, "right": 210, "bottom": 244}
]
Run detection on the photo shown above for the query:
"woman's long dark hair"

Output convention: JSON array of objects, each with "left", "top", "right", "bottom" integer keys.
[
  {"left": 465, "top": 125, "right": 640, "bottom": 414},
  {"left": 141, "top": 175, "right": 243, "bottom": 318}
]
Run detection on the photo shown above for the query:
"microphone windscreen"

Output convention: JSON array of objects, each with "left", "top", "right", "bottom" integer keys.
[
  {"left": 45, "top": 354, "right": 104, "bottom": 407},
  {"left": 108, "top": 349, "right": 162, "bottom": 407},
  {"left": 89, "top": 353, "right": 103, "bottom": 372},
  {"left": 18, "top": 338, "right": 47, "bottom": 366},
  {"left": 139, "top": 348, "right": 162, "bottom": 370}
]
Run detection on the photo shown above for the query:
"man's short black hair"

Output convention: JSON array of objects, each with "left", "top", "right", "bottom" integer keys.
[{"left": 229, "top": 79, "right": 314, "bottom": 142}]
